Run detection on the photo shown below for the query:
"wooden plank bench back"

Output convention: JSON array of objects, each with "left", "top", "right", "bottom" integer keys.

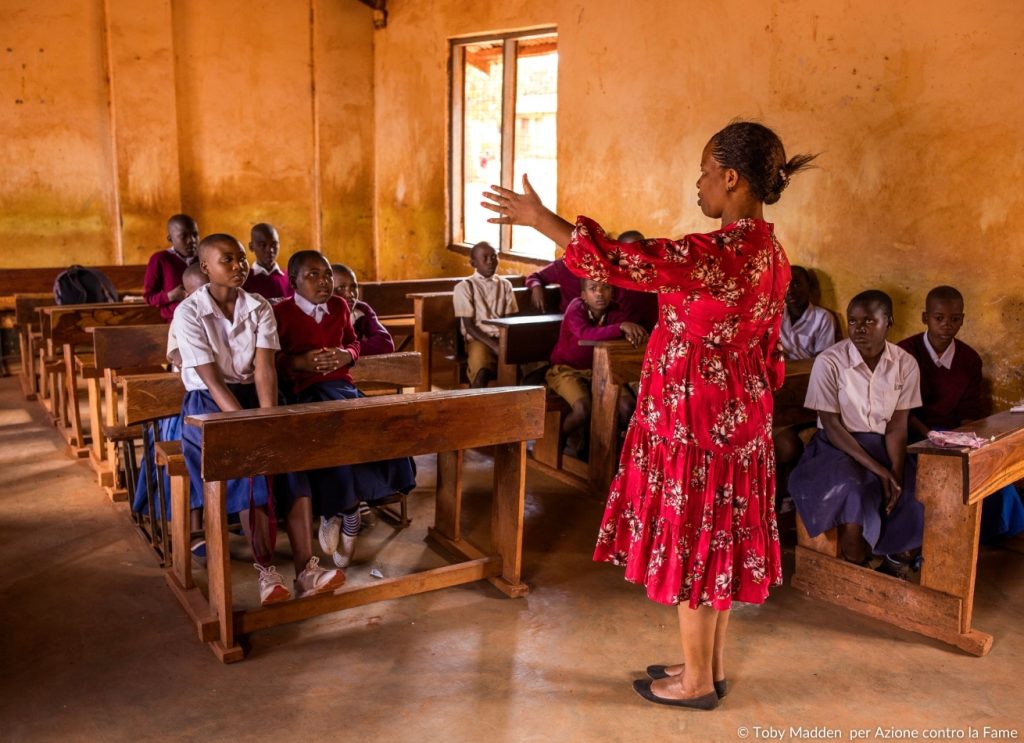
[
  {"left": 171, "top": 385, "right": 545, "bottom": 662},
  {"left": 792, "top": 409, "right": 1024, "bottom": 656},
  {"left": 0, "top": 264, "right": 148, "bottom": 297},
  {"left": 359, "top": 275, "right": 525, "bottom": 317}
]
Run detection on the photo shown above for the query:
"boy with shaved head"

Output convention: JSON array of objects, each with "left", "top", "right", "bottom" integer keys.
[
  {"left": 143, "top": 214, "right": 199, "bottom": 322},
  {"left": 242, "top": 222, "right": 292, "bottom": 300}
]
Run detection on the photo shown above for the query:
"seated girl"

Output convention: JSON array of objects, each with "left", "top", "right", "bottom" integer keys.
[
  {"left": 789, "top": 290, "right": 925, "bottom": 576},
  {"left": 275, "top": 251, "right": 416, "bottom": 568},
  {"left": 331, "top": 263, "right": 395, "bottom": 356}
]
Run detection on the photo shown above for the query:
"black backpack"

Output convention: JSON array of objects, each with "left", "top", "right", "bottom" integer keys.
[{"left": 53, "top": 265, "right": 119, "bottom": 305}]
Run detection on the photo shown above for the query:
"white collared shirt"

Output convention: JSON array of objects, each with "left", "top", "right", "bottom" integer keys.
[
  {"left": 250, "top": 262, "right": 283, "bottom": 277},
  {"left": 922, "top": 334, "right": 956, "bottom": 369},
  {"left": 780, "top": 303, "right": 837, "bottom": 360},
  {"left": 804, "top": 339, "right": 921, "bottom": 434},
  {"left": 171, "top": 285, "right": 280, "bottom": 391},
  {"left": 452, "top": 270, "right": 518, "bottom": 338},
  {"left": 293, "top": 292, "right": 330, "bottom": 325}
]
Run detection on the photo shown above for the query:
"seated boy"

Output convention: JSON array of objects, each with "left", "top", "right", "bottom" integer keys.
[
  {"left": 143, "top": 214, "right": 199, "bottom": 322},
  {"left": 453, "top": 241, "right": 518, "bottom": 388},
  {"left": 546, "top": 279, "right": 648, "bottom": 448},
  {"left": 898, "top": 285, "right": 1024, "bottom": 542},
  {"left": 174, "top": 233, "right": 344, "bottom": 604},
  {"left": 780, "top": 266, "right": 837, "bottom": 360},
  {"left": 242, "top": 222, "right": 292, "bottom": 301},
  {"left": 332, "top": 263, "right": 395, "bottom": 356}
]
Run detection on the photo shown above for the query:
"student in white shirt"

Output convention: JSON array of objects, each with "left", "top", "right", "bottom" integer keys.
[
  {"left": 788, "top": 290, "right": 924, "bottom": 576},
  {"left": 779, "top": 266, "right": 837, "bottom": 360},
  {"left": 174, "top": 233, "right": 344, "bottom": 605},
  {"left": 452, "top": 241, "right": 518, "bottom": 387}
]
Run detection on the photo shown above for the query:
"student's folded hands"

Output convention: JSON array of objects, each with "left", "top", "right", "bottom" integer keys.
[{"left": 620, "top": 322, "right": 648, "bottom": 347}]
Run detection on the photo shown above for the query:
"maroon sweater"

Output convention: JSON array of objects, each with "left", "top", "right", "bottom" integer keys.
[
  {"left": 550, "top": 297, "right": 630, "bottom": 370},
  {"left": 273, "top": 296, "right": 361, "bottom": 392},
  {"left": 897, "top": 333, "right": 984, "bottom": 430},
  {"left": 143, "top": 248, "right": 194, "bottom": 322},
  {"left": 243, "top": 266, "right": 292, "bottom": 301},
  {"left": 528, "top": 257, "right": 658, "bottom": 329},
  {"left": 351, "top": 299, "right": 394, "bottom": 356}
]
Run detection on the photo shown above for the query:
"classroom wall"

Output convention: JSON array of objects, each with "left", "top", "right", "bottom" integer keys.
[
  {"left": 0, "top": 0, "right": 376, "bottom": 271},
  {"left": 372, "top": 0, "right": 1024, "bottom": 404},
  {"left": 3, "top": 1, "right": 1023, "bottom": 401}
]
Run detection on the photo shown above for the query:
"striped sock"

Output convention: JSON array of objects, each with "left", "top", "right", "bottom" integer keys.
[{"left": 342, "top": 509, "right": 360, "bottom": 537}]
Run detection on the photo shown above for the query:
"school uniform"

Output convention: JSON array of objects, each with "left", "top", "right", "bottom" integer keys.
[
  {"left": 173, "top": 285, "right": 298, "bottom": 515},
  {"left": 274, "top": 294, "right": 415, "bottom": 517},
  {"left": 545, "top": 297, "right": 631, "bottom": 407},
  {"left": 243, "top": 262, "right": 292, "bottom": 301},
  {"left": 452, "top": 270, "right": 518, "bottom": 381},
  {"left": 143, "top": 247, "right": 195, "bottom": 322},
  {"left": 350, "top": 299, "right": 395, "bottom": 356},
  {"left": 780, "top": 303, "right": 837, "bottom": 360},
  {"left": 526, "top": 258, "right": 657, "bottom": 329},
  {"left": 789, "top": 339, "right": 925, "bottom": 555},
  {"left": 899, "top": 333, "right": 1024, "bottom": 542}
]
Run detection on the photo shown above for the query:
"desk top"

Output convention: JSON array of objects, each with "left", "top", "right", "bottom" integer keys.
[
  {"left": 908, "top": 410, "right": 1024, "bottom": 458},
  {"left": 484, "top": 314, "right": 563, "bottom": 328}
]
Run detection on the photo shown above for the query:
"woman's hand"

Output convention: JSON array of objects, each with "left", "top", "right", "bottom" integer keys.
[
  {"left": 482, "top": 175, "right": 547, "bottom": 227},
  {"left": 620, "top": 322, "right": 649, "bottom": 347}
]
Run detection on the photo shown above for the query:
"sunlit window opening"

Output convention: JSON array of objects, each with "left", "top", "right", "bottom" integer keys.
[{"left": 451, "top": 30, "right": 558, "bottom": 260}]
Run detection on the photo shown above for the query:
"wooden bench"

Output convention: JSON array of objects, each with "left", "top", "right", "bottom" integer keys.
[
  {"left": 164, "top": 385, "right": 543, "bottom": 662},
  {"left": 13, "top": 295, "right": 54, "bottom": 400},
  {"left": 409, "top": 285, "right": 558, "bottom": 392},
  {"left": 791, "top": 410, "right": 1024, "bottom": 656},
  {"left": 90, "top": 324, "right": 170, "bottom": 493},
  {"left": 0, "top": 264, "right": 147, "bottom": 298},
  {"left": 119, "top": 352, "right": 427, "bottom": 565},
  {"left": 38, "top": 303, "right": 163, "bottom": 456}
]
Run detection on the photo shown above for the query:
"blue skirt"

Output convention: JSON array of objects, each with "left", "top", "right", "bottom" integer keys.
[
  {"left": 789, "top": 428, "right": 924, "bottom": 555},
  {"left": 132, "top": 413, "right": 202, "bottom": 516},
  {"left": 981, "top": 485, "right": 1024, "bottom": 544},
  {"left": 298, "top": 379, "right": 417, "bottom": 516},
  {"left": 183, "top": 384, "right": 311, "bottom": 516}
]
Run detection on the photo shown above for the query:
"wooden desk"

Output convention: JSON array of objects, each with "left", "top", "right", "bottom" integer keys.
[
  {"left": 378, "top": 315, "right": 416, "bottom": 352},
  {"left": 166, "top": 386, "right": 544, "bottom": 662},
  {"left": 792, "top": 410, "right": 1024, "bottom": 656},
  {"left": 13, "top": 295, "right": 54, "bottom": 400},
  {"left": 483, "top": 314, "right": 563, "bottom": 386}
]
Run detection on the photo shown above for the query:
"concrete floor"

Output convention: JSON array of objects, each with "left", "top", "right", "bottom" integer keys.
[{"left": 1, "top": 374, "right": 1022, "bottom": 742}]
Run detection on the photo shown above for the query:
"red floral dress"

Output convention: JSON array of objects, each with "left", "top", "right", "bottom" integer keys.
[{"left": 566, "top": 216, "right": 790, "bottom": 609}]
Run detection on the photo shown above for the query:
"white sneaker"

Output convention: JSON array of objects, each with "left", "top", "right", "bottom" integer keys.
[
  {"left": 318, "top": 515, "right": 341, "bottom": 554},
  {"left": 254, "top": 563, "right": 292, "bottom": 606},
  {"left": 333, "top": 532, "right": 357, "bottom": 569},
  {"left": 294, "top": 556, "right": 346, "bottom": 598}
]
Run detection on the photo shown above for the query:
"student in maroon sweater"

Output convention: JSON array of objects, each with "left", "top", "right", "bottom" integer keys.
[
  {"left": 899, "top": 285, "right": 1024, "bottom": 542},
  {"left": 526, "top": 229, "right": 658, "bottom": 329},
  {"left": 143, "top": 214, "right": 199, "bottom": 322},
  {"left": 242, "top": 223, "right": 292, "bottom": 301},
  {"left": 546, "top": 278, "right": 648, "bottom": 446},
  {"left": 331, "top": 263, "right": 395, "bottom": 356},
  {"left": 274, "top": 251, "right": 415, "bottom": 568}
]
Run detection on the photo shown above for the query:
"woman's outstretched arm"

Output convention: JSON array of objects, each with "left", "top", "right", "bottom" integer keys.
[{"left": 482, "top": 175, "right": 574, "bottom": 248}]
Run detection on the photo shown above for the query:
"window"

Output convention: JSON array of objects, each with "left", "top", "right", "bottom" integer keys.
[{"left": 449, "top": 29, "right": 558, "bottom": 260}]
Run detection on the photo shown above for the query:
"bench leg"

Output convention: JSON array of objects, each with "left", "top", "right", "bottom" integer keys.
[
  {"left": 588, "top": 373, "right": 620, "bottom": 497},
  {"left": 88, "top": 376, "right": 110, "bottom": 482},
  {"left": 205, "top": 480, "right": 244, "bottom": 663},
  {"left": 795, "top": 514, "right": 840, "bottom": 557},
  {"left": 433, "top": 450, "right": 463, "bottom": 541},
  {"left": 63, "top": 343, "right": 86, "bottom": 451},
  {"left": 490, "top": 441, "right": 529, "bottom": 597},
  {"left": 170, "top": 466, "right": 193, "bottom": 589}
]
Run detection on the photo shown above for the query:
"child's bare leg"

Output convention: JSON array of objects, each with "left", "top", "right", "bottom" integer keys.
[
  {"left": 616, "top": 384, "right": 636, "bottom": 427},
  {"left": 650, "top": 605, "right": 718, "bottom": 699},
  {"left": 190, "top": 509, "right": 203, "bottom": 544},
  {"left": 285, "top": 497, "right": 314, "bottom": 572},
  {"left": 838, "top": 523, "right": 869, "bottom": 563},
  {"left": 562, "top": 397, "right": 591, "bottom": 434},
  {"left": 657, "top": 609, "right": 729, "bottom": 682},
  {"left": 239, "top": 507, "right": 274, "bottom": 566}
]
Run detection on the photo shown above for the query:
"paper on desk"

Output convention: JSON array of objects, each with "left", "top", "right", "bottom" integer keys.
[
  {"left": 926, "top": 430, "right": 989, "bottom": 449},
  {"left": 1011, "top": 403, "right": 1024, "bottom": 413}
]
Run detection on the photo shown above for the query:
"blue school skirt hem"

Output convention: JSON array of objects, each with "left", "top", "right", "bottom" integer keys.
[
  {"left": 789, "top": 428, "right": 923, "bottom": 555},
  {"left": 132, "top": 413, "right": 204, "bottom": 517},
  {"left": 298, "top": 379, "right": 417, "bottom": 516}
]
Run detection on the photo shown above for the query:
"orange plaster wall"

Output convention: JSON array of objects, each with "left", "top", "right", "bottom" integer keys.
[
  {"left": 372, "top": 0, "right": 1024, "bottom": 403},
  {"left": 0, "top": 0, "right": 119, "bottom": 265},
  {"left": 0, "top": 0, "right": 376, "bottom": 275}
]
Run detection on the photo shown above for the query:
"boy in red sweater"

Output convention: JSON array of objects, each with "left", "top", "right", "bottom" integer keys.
[
  {"left": 242, "top": 223, "right": 292, "bottom": 301},
  {"left": 546, "top": 278, "right": 648, "bottom": 446},
  {"left": 143, "top": 214, "right": 199, "bottom": 322}
]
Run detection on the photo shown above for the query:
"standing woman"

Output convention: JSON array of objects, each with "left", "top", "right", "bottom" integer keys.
[{"left": 483, "top": 122, "right": 815, "bottom": 709}]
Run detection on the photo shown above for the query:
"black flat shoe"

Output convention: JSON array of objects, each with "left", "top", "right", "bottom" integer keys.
[
  {"left": 632, "top": 679, "right": 719, "bottom": 710},
  {"left": 645, "top": 666, "right": 728, "bottom": 698}
]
